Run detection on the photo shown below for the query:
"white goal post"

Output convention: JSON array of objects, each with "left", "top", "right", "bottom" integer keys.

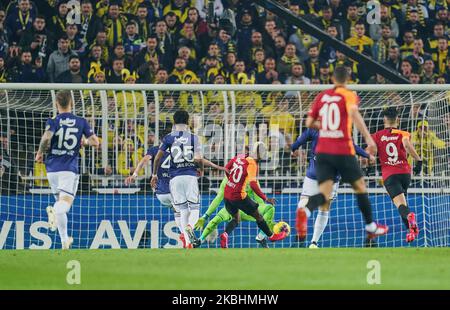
[{"left": 0, "top": 83, "right": 449, "bottom": 249}]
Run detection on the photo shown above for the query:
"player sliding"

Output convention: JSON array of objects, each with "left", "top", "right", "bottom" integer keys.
[
  {"left": 297, "top": 66, "right": 389, "bottom": 241},
  {"left": 151, "top": 110, "right": 227, "bottom": 248},
  {"left": 125, "top": 129, "right": 187, "bottom": 248},
  {"left": 292, "top": 128, "right": 372, "bottom": 248},
  {"left": 195, "top": 173, "right": 276, "bottom": 248},
  {"left": 372, "top": 107, "right": 422, "bottom": 242},
  {"left": 35, "top": 91, "right": 99, "bottom": 249},
  {"left": 219, "top": 143, "right": 287, "bottom": 248}
]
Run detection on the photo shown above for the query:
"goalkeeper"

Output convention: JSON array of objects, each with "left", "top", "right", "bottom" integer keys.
[{"left": 195, "top": 177, "right": 276, "bottom": 248}]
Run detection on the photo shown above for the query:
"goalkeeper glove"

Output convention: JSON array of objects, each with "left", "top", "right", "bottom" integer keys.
[
  {"left": 194, "top": 216, "right": 207, "bottom": 231},
  {"left": 413, "top": 160, "right": 423, "bottom": 176}
]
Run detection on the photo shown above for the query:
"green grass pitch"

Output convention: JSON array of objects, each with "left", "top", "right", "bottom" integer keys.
[{"left": 1, "top": 248, "right": 449, "bottom": 290}]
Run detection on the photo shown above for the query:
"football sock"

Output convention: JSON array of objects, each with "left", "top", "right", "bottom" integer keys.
[
  {"left": 256, "top": 219, "right": 273, "bottom": 237},
  {"left": 54, "top": 200, "right": 71, "bottom": 243},
  {"left": 188, "top": 206, "right": 200, "bottom": 228},
  {"left": 225, "top": 219, "right": 239, "bottom": 235},
  {"left": 398, "top": 204, "right": 411, "bottom": 229},
  {"left": 356, "top": 193, "right": 373, "bottom": 224},
  {"left": 312, "top": 210, "right": 329, "bottom": 243},
  {"left": 174, "top": 211, "right": 183, "bottom": 234}
]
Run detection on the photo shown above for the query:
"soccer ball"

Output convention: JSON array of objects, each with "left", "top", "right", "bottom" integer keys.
[{"left": 273, "top": 221, "right": 291, "bottom": 236}]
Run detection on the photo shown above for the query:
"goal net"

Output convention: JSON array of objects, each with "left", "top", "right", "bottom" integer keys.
[{"left": 0, "top": 84, "right": 448, "bottom": 249}]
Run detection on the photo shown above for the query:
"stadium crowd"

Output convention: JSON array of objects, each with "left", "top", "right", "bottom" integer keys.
[
  {"left": 1, "top": 0, "right": 450, "bottom": 193},
  {"left": 0, "top": 0, "right": 450, "bottom": 85}
]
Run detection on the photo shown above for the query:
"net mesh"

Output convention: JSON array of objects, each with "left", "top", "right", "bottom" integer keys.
[{"left": 0, "top": 86, "right": 448, "bottom": 249}]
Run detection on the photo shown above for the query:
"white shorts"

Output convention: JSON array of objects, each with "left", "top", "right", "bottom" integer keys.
[
  {"left": 169, "top": 175, "right": 199, "bottom": 208},
  {"left": 156, "top": 193, "right": 173, "bottom": 207},
  {"left": 47, "top": 171, "right": 80, "bottom": 200},
  {"left": 301, "top": 176, "right": 339, "bottom": 200}
]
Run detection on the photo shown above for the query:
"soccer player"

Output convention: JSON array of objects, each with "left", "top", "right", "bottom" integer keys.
[
  {"left": 219, "top": 142, "right": 287, "bottom": 248},
  {"left": 125, "top": 129, "right": 187, "bottom": 248},
  {"left": 297, "top": 66, "right": 389, "bottom": 241},
  {"left": 35, "top": 91, "right": 99, "bottom": 249},
  {"left": 372, "top": 107, "right": 422, "bottom": 242},
  {"left": 150, "top": 110, "right": 227, "bottom": 248},
  {"left": 195, "top": 176, "right": 276, "bottom": 248},
  {"left": 292, "top": 128, "right": 373, "bottom": 248}
]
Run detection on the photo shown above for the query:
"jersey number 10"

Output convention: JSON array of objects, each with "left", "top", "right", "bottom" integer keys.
[{"left": 319, "top": 102, "right": 341, "bottom": 131}]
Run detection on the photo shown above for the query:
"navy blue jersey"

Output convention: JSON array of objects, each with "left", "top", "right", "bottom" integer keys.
[
  {"left": 292, "top": 128, "right": 369, "bottom": 180},
  {"left": 159, "top": 130, "right": 201, "bottom": 177},
  {"left": 45, "top": 113, "right": 93, "bottom": 174},
  {"left": 147, "top": 146, "right": 170, "bottom": 195}
]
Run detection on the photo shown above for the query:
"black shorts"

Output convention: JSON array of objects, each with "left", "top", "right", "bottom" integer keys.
[
  {"left": 224, "top": 196, "right": 258, "bottom": 216},
  {"left": 316, "top": 153, "right": 363, "bottom": 184},
  {"left": 384, "top": 173, "right": 411, "bottom": 199}
]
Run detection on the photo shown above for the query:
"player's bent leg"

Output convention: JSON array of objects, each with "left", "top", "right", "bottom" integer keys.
[
  {"left": 200, "top": 209, "right": 230, "bottom": 242},
  {"left": 221, "top": 201, "right": 240, "bottom": 248},
  {"left": 351, "top": 177, "right": 389, "bottom": 239}
]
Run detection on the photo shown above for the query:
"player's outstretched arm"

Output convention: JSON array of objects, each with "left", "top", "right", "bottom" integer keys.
[
  {"left": 150, "top": 150, "right": 164, "bottom": 189},
  {"left": 84, "top": 135, "right": 100, "bottom": 148},
  {"left": 195, "top": 158, "right": 229, "bottom": 173},
  {"left": 125, "top": 155, "right": 151, "bottom": 185},
  {"left": 402, "top": 137, "right": 423, "bottom": 175},
  {"left": 350, "top": 105, "right": 377, "bottom": 155},
  {"left": 35, "top": 130, "right": 54, "bottom": 162},
  {"left": 305, "top": 115, "right": 320, "bottom": 130}
]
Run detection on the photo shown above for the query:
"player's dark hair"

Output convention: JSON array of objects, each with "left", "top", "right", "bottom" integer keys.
[
  {"left": 173, "top": 110, "right": 189, "bottom": 125},
  {"left": 382, "top": 107, "right": 398, "bottom": 121},
  {"left": 56, "top": 91, "right": 73, "bottom": 109},
  {"left": 333, "top": 66, "right": 348, "bottom": 84}
]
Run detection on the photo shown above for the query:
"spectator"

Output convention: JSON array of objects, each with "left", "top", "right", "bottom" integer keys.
[
  {"left": 154, "top": 19, "right": 174, "bottom": 70},
  {"left": 163, "top": 0, "right": 191, "bottom": 23},
  {"left": 106, "top": 57, "right": 125, "bottom": 84},
  {"left": 341, "top": 2, "right": 365, "bottom": 40},
  {"left": 304, "top": 44, "right": 320, "bottom": 79},
  {"left": 369, "top": 4, "right": 400, "bottom": 41},
  {"left": 400, "top": 59, "right": 413, "bottom": 79},
  {"left": 49, "top": 0, "right": 68, "bottom": 39},
  {"left": 56, "top": 54, "right": 85, "bottom": 83},
  {"left": 123, "top": 21, "right": 145, "bottom": 57},
  {"left": 269, "top": 97, "right": 296, "bottom": 142},
  {"left": 384, "top": 45, "right": 401, "bottom": 72},
  {"left": 83, "top": 44, "right": 106, "bottom": 81},
  {"left": 425, "top": 22, "right": 448, "bottom": 52},
  {"left": 10, "top": 49, "right": 45, "bottom": 82},
  {"left": 422, "top": 59, "right": 438, "bottom": 83},
  {"left": 285, "top": 62, "right": 310, "bottom": 85},
  {"left": 319, "top": 24, "right": 339, "bottom": 64},
  {"left": 400, "top": 30, "right": 416, "bottom": 58},
  {"left": 289, "top": 28, "right": 319, "bottom": 62},
  {"left": 372, "top": 25, "right": 398, "bottom": 63},
  {"left": 79, "top": 0, "right": 102, "bottom": 46},
  {"left": 431, "top": 37, "right": 449, "bottom": 74},
  {"left": 117, "top": 138, "right": 143, "bottom": 177},
  {"left": 6, "top": 0, "right": 35, "bottom": 44},
  {"left": 345, "top": 22, "right": 373, "bottom": 57},
  {"left": 277, "top": 43, "right": 300, "bottom": 82},
  {"left": 0, "top": 55, "right": 8, "bottom": 82},
  {"left": 403, "top": 8, "right": 428, "bottom": 40},
  {"left": 164, "top": 11, "right": 181, "bottom": 35},
  {"left": 409, "top": 70, "right": 421, "bottom": 83},
  {"left": 168, "top": 56, "right": 198, "bottom": 84},
  {"left": 228, "top": 58, "right": 247, "bottom": 84},
  {"left": 89, "top": 30, "right": 109, "bottom": 64},
  {"left": 19, "top": 15, "right": 54, "bottom": 62},
  {"left": 318, "top": 61, "right": 332, "bottom": 84},
  {"left": 406, "top": 38, "right": 431, "bottom": 71},
  {"left": 154, "top": 68, "right": 169, "bottom": 84},
  {"left": 236, "top": 8, "right": 258, "bottom": 62},
  {"left": 411, "top": 120, "right": 447, "bottom": 175},
  {"left": 102, "top": 3, "right": 128, "bottom": 48},
  {"left": 186, "top": 7, "right": 208, "bottom": 37},
  {"left": 66, "top": 23, "right": 87, "bottom": 56},
  {"left": 177, "top": 21, "right": 201, "bottom": 61},
  {"left": 256, "top": 57, "right": 278, "bottom": 84},
  {"left": 135, "top": 4, "right": 151, "bottom": 40},
  {"left": 46, "top": 35, "right": 76, "bottom": 83}
]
